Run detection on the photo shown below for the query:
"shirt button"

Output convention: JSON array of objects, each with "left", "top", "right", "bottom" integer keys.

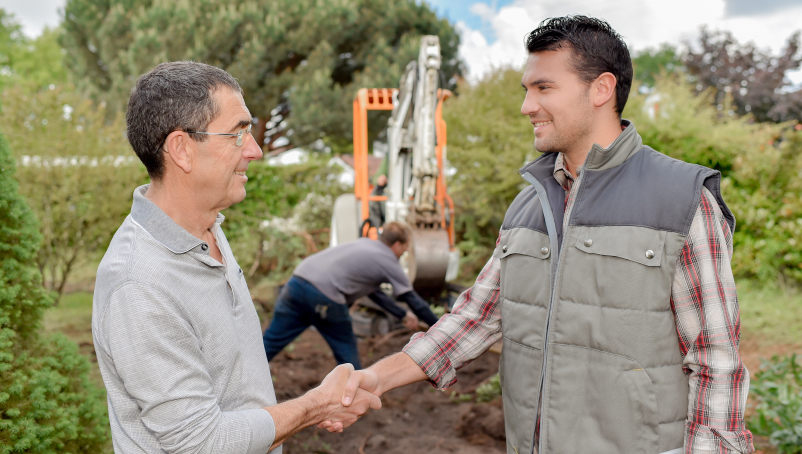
[
  {"left": 201, "top": 243, "right": 208, "bottom": 251},
  {"left": 584, "top": 239, "right": 593, "bottom": 247},
  {"left": 502, "top": 245, "right": 508, "bottom": 253},
  {"left": 645, "top": 250, "right": 655, "bottom": 259},
  {"left": 541, "top": 247, "right": 549, "bottom": 255}
]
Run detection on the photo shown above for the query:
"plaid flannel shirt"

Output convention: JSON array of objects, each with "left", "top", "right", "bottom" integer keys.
[{"left": 403, "top": 153, "right": 754, "bottom": 453}]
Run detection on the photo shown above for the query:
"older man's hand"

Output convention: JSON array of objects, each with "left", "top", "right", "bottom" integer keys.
[{"left": 310, "top": 364, "right": 381, "bottom": 433}]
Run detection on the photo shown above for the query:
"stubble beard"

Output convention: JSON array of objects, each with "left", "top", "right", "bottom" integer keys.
[{"left": 533, "top": 94, "right": 594, "bottom": 155}]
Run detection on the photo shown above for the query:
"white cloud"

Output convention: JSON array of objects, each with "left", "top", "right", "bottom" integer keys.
[
  {"left": 458, "top": 0, "right": 802, "bottom": 85},
  {"left": 2, "top": 0, "right": 64, "bottom": 38}
]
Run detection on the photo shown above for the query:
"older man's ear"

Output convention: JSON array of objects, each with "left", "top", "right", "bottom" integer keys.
[{"left": 162, "top": 131, "right": 193, "bottom": 174}]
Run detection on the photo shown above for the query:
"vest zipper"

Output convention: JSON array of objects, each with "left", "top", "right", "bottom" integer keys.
[{"left": 522, "top": 171, "right": 584, "bottom": 454}]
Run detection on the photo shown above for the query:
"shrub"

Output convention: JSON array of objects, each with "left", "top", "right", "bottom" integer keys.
[
  {"left": 0, "top": 83, "right": 147, "bottom": 301},
  {"left": 223, "top": 156, "right": 348, "bottom": 286},
  {"left": 0, "top": 132, "right": 110, "bottom": 453},
  {"left": 749, "top": 354, "right": 802, "bottom": 453}
]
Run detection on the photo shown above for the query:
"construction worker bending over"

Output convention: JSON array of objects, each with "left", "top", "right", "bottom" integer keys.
[{"left": 262, "top": 222, "right": 439, "bottom": 369}]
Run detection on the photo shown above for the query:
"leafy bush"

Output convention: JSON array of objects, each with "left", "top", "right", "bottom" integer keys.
[
  {"left": 749, "top": 354, "right": 802, "bottom": 453},
  {"left": 0, "top": 83, "right": 147, "bottom": 300},
  {"left": 0, "top": 132, "right": 110, "bottom": 452},
  {"left": 223, "top": 156, "right": 348, "bottom": 286}
]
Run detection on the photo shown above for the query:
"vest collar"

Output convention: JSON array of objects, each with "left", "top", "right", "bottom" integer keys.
[
  {"left": 583, "top": 119, "right": 643, "bottom": 171},
  {"left": 518, "top": 119, "right": 643, "bottom": 179}
]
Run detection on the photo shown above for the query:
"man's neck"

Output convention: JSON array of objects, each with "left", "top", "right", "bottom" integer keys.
[
  {"left": 563, "top": 118, "right": 624, "bottom": 176},
  {"left": 145, "top": 181, "right": 219, "bottom": 240}
]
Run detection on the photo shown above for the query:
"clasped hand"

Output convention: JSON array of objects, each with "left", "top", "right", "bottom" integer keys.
[
  {"left": 316, "top": 367, "right": 382, "bottom": 433},
  {"left": 311, "top": 364, "right": 382, "bottom": 433}
]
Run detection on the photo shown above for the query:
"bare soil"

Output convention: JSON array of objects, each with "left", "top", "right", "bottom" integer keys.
[{"left": 269, "top": 329, "right": 506, "bottom": 454}]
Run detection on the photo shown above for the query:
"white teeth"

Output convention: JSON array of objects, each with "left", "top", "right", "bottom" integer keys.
[
  {"left": 534, "top": 121, "right": 553, "bottom": 127},
  {"left": 234, "top": 171, "right": 246, "bottom": 176}
]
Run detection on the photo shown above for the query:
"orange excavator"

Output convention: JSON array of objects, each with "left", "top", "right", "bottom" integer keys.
[{"left": 330, "top": 36, "right": 460, "bottom": 334}]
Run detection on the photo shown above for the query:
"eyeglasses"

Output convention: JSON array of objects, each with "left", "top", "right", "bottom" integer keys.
[{"left": 185, "top": 123, "right": 253, "bottom": 146}]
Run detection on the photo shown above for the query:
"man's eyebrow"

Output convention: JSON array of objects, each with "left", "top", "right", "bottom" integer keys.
[
  {"left": 527, "top": 78, "right": 555, "bottom": 86},
  {"left": 230, "top": 118, "right": 253, "bottom": 132}
]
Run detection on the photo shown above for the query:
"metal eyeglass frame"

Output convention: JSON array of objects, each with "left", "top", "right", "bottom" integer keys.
[{"left": 185, "top": 123, "right": 253, "bottom": 146}]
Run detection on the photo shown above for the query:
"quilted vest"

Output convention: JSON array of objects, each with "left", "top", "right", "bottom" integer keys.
[{"left": 495, "top": 122, "right": 735, "bottom": 454}]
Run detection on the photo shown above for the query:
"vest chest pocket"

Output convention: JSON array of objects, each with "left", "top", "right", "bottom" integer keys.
[
  {"left": 494, "top": 227, "right": 551, "bottom": 309},
  {"left": 561, "top": 225, "right": 671, "bottom": 311}
]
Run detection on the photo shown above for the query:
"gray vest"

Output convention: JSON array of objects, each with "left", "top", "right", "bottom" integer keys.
[{"left": 495, "top": 123, "right": 734, "bottom": 454}]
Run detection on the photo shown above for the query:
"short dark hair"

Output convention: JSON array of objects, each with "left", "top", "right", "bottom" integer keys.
[
  {"left": 525, "top": 15, "right": 633, "bottom": 116},
  {"left": 126, "top": 61, "right": 243, "bottom": 180},
  {"left": 379, "top": 222, "right": 409, "bottom": 247}
]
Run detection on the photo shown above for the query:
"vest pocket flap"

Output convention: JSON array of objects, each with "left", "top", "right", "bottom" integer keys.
[
  {"left": 494, "top": 227, "right": 551, "bottom": 260},
  {"left": 573, "top": 225, "right": 665, "bottom": 267}
]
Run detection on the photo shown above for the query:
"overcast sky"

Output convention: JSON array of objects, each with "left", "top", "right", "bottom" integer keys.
[{"left": 4, "top": 0, "right": 802, "bottom": 84}]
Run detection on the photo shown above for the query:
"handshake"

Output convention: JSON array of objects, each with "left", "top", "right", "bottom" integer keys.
[
  {"left": 306, "top": 363, "right": 383, "bottom": 433},
  {"left": 266, "top": 352, "right": 426, "bottom": 448}
]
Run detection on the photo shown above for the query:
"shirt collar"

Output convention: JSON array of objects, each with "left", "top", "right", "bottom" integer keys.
[{"left": 130, "top": 184, "right": 225, "bottom": 255}]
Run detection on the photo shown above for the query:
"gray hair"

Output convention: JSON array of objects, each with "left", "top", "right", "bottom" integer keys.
[{"left": 126, "top": 61, "right": 243, "bottom": 180}]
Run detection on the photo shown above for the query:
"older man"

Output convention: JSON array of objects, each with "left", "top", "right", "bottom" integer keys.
[{"left": 92, "top": 61, "right": 378, "bottom": 454}]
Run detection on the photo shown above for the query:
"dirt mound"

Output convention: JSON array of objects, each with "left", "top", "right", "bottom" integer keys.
[
  {"left": 457, "top": 400, "right": 506, "bottom": 444},
  {"left": 270, "top": 328, "right": 506, "bottom": 453}
]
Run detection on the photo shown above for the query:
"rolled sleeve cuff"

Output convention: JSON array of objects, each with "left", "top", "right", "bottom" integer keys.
[
  {"left": 685, "top": 421, "right": 754, "bottom": 454},
  {"left": 402, "top": 332, "right": 457, "bottom": 390},
  {"left": 240, "top": 408, "right": 277, "bottom": 454}
]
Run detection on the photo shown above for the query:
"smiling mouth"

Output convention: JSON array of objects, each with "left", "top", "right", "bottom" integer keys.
[
  {"left": 533, "top": 120, "right": 553, "bottom": 127},
  {"left": 234, "top": 171, "right": 247, "bottom": 177}
]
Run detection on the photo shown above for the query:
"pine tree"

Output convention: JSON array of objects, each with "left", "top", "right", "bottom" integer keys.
[
  {"left": 59, "top": 0, "right": 463, "bottom": 153},
  {"left": 0, "top": 132, "right": 109, "bottom": 453}
]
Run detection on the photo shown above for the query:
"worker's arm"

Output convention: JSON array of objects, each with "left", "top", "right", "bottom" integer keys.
[
  {"left": 366, "top": 289, "right": 407, "bottom": 320},
  {"left": 396, "top": 290, "right": 440, "bottom": 326}
]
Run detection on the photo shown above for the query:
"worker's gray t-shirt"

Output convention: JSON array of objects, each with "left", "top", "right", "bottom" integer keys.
[{"left": 293, "top": 238, "right": 413, "bottom": 305}]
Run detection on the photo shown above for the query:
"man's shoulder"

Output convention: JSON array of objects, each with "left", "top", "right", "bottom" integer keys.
[{"left": 94, "top": 215, "right": 173, "bottom": 309}]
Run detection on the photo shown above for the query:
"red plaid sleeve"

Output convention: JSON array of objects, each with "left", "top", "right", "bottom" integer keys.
[
  {"left": 672, "top": 188, "right": 754, "bottom": 453},
  {"left": 402, "top": 251, "right": 503, "bottom": 389}
]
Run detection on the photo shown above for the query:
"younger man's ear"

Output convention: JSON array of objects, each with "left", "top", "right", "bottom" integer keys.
[{"left": 592, "top": 72, "right": 617, "bottom": 109}]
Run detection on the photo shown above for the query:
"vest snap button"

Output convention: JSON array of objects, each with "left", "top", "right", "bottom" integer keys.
[
  {"left": 502, "top": 245, "right": 508, "bottom": 253},
  {"left": 541, "top": 247, "right": 549, "bottom": 255},
  {"left": 584, "top": 239, "right": 593, "bottom": 247},
  {"left": 645, "top": 249, "right": 655, "bottom": 259},
  {"left": 201, "top": 243, "right": 208, "bottom": 251}
]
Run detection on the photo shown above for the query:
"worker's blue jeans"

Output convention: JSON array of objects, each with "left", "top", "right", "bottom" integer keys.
[{"left": 262, "top": 276, "right": 361, "bottom": 369}]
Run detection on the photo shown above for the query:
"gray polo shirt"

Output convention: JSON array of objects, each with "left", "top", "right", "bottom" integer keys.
[
  {"left": 92, "top": 185, "right": 279, "bottom": 454},
  {"left": 293, "top": 238, "right": 413, "bottom": 305}
]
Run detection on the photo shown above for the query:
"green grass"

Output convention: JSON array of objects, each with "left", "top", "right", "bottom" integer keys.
[
  {"left": 738, "top": 281, "right": 802, "bottom": 347},
  {"left": 42, "top": 291, "right": 103, "bottom": 386}
]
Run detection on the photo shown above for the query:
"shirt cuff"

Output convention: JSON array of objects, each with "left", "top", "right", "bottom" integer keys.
[
  {"left": 402, "top": 332, "right": 457, "bottom": 390},
  {"left": 240, "top": 408, "right": 277, "bottom": 454},
  {"left": 685, "top": 421, "right": 754, "bottom": 454}
]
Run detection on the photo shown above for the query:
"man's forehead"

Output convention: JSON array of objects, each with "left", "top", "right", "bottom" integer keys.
[
  {"left": 522, "top": 49, "right": 573, "bottom": 82},
  {"left": 213, "top": 88, "right": 251, "bottom": 122}
]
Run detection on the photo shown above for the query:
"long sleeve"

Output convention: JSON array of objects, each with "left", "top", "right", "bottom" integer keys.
[
  {"left": 402, "top": 254, "right": 503, "bottom": 389},
  {"left": 671, "top": 188, "right": 754, "bottom": 454},
  {"left": 366, "top": 289, "right": 408, "bottom": 320},
  {"left": 397, "top": 290, "right": 440, "bottom": 326},
  {"left": 102, "top": 281, "right": 276, "bottom": 454}
]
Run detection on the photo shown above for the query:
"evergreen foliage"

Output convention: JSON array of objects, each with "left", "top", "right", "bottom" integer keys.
[
  {"left": 59, "top": 0, "right": 463, "bottom": 153},
  {"left": 0, "top": 133, "right": 110, "bottom": 453}
]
